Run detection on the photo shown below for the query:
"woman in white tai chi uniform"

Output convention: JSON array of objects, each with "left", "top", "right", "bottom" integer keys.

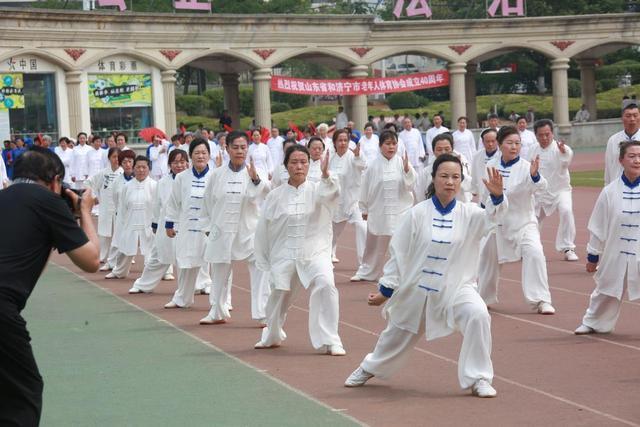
[
  {"left": 164, "top": 138, "right": 213, "bottom": 309},
  {"left": 330, "top": 129, "right": 367, "bottom": 265},
  {"left": 128, "top": 149, "right": 188, "bottom": 294},
  {"left": 344, "top": 153, "right": 506, "bottom": 398},
  {"left": 86, "top": 147, "right": 122, "bottom": 267},
  {"left": 271, "top": 138, "right": 298, "bottom": 187},
  {"left": 199, "top": 131, "right": 271, "bottom": 325},
  {"left": 254, "top": 145, "right": 346, "bottom": 356},
  {"left": 477, "top": 126, "right": 555, "bottom": 315},
  {"left": 351, "top": 130, "right": 416, "bottom": 282},
  {"left": 54, "top": 136, "right": 73, "bottom": 186},
  {"left": 575, "top": 140, "right": 640, "bottom": 335},
  {"left": 106, "top": 155, "right": 157, "bottom": 279},
  {"left": 306, "top": 136, "right": 324, "bottom": 183},
  {"left": 248, "top": 129, "right": 274, "bottom": 179}
]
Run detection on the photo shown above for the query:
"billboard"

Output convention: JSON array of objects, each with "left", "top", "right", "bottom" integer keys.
[{"left": 89, "top": 74, "right": 152, "bottom": 109}]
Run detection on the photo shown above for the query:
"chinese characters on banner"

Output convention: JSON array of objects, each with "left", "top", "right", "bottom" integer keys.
[
  {"left": 393, "top": 0, "right": 525, "bottom": 18},
  {"left": 271, "top": 71, "right": 449, "bottom": 96},
  {"left": 0, "top": 74, "right": 24, "bottom": 111},
  {"left": 88, "top": 74, "right": 152, "bottom": 108}
]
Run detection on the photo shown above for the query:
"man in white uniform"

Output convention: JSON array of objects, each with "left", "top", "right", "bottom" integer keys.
[
  {"left": 425, "top": 114, "right": 449, "bottom": 158},
  {"left": 604, "top": 103, "right": 640, "bottom": 185},
  {"left": 336, "top": 106, "right": 348, "bottom": 130},
  {"left": 526, "top": 119, "right": 578, "bottom": 261},
  {"left": 70, "top": 132, "right": 92, "bottom": 190},
  {"left": 471, "top": 129, "right": 499, "bottom": 203},
  {"left": 517, "top": 117, "right": 537, "bottom": 160},
  {"left": 398, "top": 117, "right": 425, "bottom": 173},
  {"left": 478, "top": 114, "right": 501, "bottom": 151},
  {"left": 267, "top": 127, "right": 285, "bottom": 168},
  {"left": 452, "top": 116, "right": 477, "bottom": 166},
  {"left": 576, "top": 140, "right": 640, "bottom": 335}
]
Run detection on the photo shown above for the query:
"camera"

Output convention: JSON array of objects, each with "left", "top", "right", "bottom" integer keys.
[{"left": 61, "top": 182, "right": 85, "bottom": 214}]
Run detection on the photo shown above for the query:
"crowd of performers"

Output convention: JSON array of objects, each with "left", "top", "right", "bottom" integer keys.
[{"left": 46, "top": 103, "right": 640, "bottom": 399}]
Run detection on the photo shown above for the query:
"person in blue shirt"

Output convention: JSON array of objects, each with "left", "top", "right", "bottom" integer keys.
[{"left": 2, "top": 140, "right": 12, "bottom": 179}]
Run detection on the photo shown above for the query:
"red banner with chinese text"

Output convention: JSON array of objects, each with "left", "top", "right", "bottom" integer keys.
[{"left": 271, "top": 71, "right": 449, "bottom": 96}]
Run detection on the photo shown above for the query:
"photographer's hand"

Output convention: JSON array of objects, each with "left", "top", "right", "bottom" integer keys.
[{"left": 65, "top": 187, "right": 99, "bottom": 272}]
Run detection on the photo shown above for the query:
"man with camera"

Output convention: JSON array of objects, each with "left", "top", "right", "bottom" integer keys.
[{"left": 0, "top": 146, "right": 99, "bottom": 426}]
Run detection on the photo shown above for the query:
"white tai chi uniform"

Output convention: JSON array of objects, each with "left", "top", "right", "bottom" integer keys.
[
  {"left": 470, "top": 149, "right": 499, "bottom": 201},
  {"left": 0, "top": 154, "right": 7, "bottom": 187},
  {"left": 148, "top": 144, "right": 169, "bottom": 180},
  {"left": 109, "top": 173, "right": 133, "bottom": 268},
  {"left": 54, "top": 146, "right": 73, "bottom": 185},
  {"left": 330, "top": 150, "right": 367, "bottom": 264},
  {"left": 255, "top": 175, "right": 343, "bottom": 350},
  {"left": 604, "top": 129, "right": 640, "bottom": 185},
  {"left": 131, "top": 174, "right": 177, "bottom": 292},
  {"left": 307, "top": 159, "right": 322, "bottom": 183},
  {"left": 165, "top": 166, "right": 212, "bottom": 307},
  {"left": 111, "top": 176, "right": 157, "bottom": 278},
  {"left": 70, "top": 143, "right": 92, "bottom": 189},
  {"left": 581, "top": 175, "right": 640, "bottom": 332},
  {"left": 452, "top": 128, "right": 477, "bottom": 166},
  {"left": 267, "top": 136, "right": 285, "bottom": 169},
  {"left": 415, "top": 152, "right": 472, "bottom": 204},
  {"left": 526, "top": 141, "right": 577, "bottom": 252},
  {"left": 86, "top": 147, "right": 105, "bottom": 183},
  {"left": 271, "top": 164, "right": 290, "bottom": 188},
  {"left": 356, "top": 155, "right": 416, "bottom": 281},
  {"left": 86, "top": 165, "right": 122, "bottom": 264},
  {"left": 248, "top": 142, "right": 274, "bottom": 177},
  {"left": 518, "top": 128, "right": 537, "bottom": 160},
  {"left": 398, "top": 127, "right": 425, "bottom": 173},
  {"left": 425, "top": 125, "right": 449, "bottom": 158},
  {"left": 358, "top": 134, "right": 380, "bottom": 165},
  {"left": 477, "top": 156, "right": 552, "bottom": 308},
  {"left": 359, "top": 195, "right": 506, "bottom": 388},
  {"left": 201, "top": 163, "right": 271, "bottom": 322}
]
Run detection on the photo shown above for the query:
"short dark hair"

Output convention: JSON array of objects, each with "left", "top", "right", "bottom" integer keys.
[
  {"left": 516, "top": 116, "right": 528, "bottom": 124},
  {"left": 284, "top": 144, "right": 309, "bottom": 166},
  {"left": 382, "top": 123, "right": 397, "bottom": 135},
  {"left": 77, "top": 132, "right": 87, "bottom": 139},
  {"left": 227, "top": 131, "right": 248, "bottom": 146},
  {"left": 497, "top": 125, "right": 519, "bottom": 145},
  {"left": 58, "top": 136, "right": 70, "bottom": 145},
  {"left": 432, "top": 132, "right": 454, "bottom": 152},
  {"left": 378, "top": 130, "right": 397, "bottom": 146},
  {"left": 426, "top": 153, "right": 464, "bottom": 199},
  {"left": 168, "top": 148, "right": 188, "bottom": 166},
  {"left": 13, "top": 146, "right": 65, "bottom": 183},
  {"left": 488, "top": 113, "right": 499, "bottom": 120},
  {"left": 332, "top": 128, "right": 350, "bottom": 145},
  {"left": 480, "top": 128, "right": 498, "bottom": 141},
  {"left": 283, "top": 137, "right": 297, "bottom": 149},
  {"left": 116, "top": 132, "right": 128, "bottom": 142},
  {"left": 118, "top": 149, "right": 136, "bottom": 165},
  {"left": 619, "top": 140, "right": 640, "bottom": 160},
  {"left": 364, "top": 122, "right": 374, "bottom": 130},
  {"left": 457, "top": 116, "right": 468, "bottom": 123},
  {"left": 533, "top": 119, "right": 554, "bottom": 135},
  {"left": 623, "top": 102, "right": 639, "bottom": 113},
  {"left": 107, "top": 147, "right": 121, "bottom": 159},
  {"left": 189, "top": 137, "right": 210, "bottom": 157},
  {"left": 307, "top": 136, "right": 325, "bottom": 150},
  {"left": 133, "top": 155, "right": 150, "bottom": 168}
]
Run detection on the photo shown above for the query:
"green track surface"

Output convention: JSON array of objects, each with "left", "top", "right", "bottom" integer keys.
[{"left": 24, "top": 264, "right": 357, "bottom": 427}]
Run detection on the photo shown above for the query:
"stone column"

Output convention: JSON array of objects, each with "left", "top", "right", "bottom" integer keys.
[
  {"left": 65, "top": 70, "right": 84, "bottom": 136},
  {"left": 465, "top": 63, "right": 478, "bottom": 128},
  {"left": 347, "top": 65, "right": 369, "bottom": 131},
  {"left": 578, "top": 58, "right": 597, "bottom": 121},
  {"left": 252, "top": 68, "right": 272, "bottom": 129},
  {"left": 551, "top": 58, "right": 571, "bottom": 136},
  {"left": 161, "top": 69, "right": 177, "bottom": 134},
  {"left": 221, "top": 72, "right": 241, "bottom": 129},
  {"left": 448, "top": 62, "right": 467, "bottom": 127}
]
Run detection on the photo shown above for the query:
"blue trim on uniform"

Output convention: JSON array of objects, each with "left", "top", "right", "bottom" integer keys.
[
  {"left": 165, "top": 221, "right": 175, "bottom": 229},
  {"left": 486, "top": 149, "right": 497, "bottom": 158},
  {"left": 228, "top": 161, "right": 246, "bottom": 172},
  {"left": 123, "top": 174, "right": 133, "bottom": 181},
  {"left": 500, "top": 156, "right": 520, "bottom": 168},
  {"left": 531, "top": 173, "right": 541, "bottom": 183},
  {"left": 587, "top": 253, "right": 599, "bottom": 263},
  {"left": 432, "top": 197, "right": 456, "bottom": 215},
  {"left": 379, "top": 284, "right": 394, "bottom": 298},
  {"left": 621, "top": 173, "right": 640, "bottom": 189},
  {"left": 151, "top": 222, "right": 158, "bottom": 230},
  {"left": 192, "top": 165, "right": 209, "bottom": 179},
  {"left": 490, "top": 194, "right": 504, "bottom": 205},
  {"left": 418, "top": 285, "right": 439, "bottom": 292}
]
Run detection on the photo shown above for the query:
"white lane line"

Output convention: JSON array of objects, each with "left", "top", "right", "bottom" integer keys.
[{"left": 53, "top": 263, "right": 366, "bottom": 427}]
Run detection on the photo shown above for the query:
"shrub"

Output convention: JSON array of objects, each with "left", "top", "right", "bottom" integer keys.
[
  {"left": 568, "top": 78, "right": 582, "bottom": 98},
  {"left": 203, "top": 89, "right": 225, "bottom": 116},
  {"left": 597, "top": 79, "right": 619, "bottom": 92},
  {"left": 175, "top": 95, "right": 209, "bottom": 116},
  {"left": 387, "top": 92, "right": 425, "bottom": 109},
  {"left": 272, "top": 92, "right": 310, "bottom": 109},
  {"left": 271, "top": 102, "right": 291, "bottom": 113}
]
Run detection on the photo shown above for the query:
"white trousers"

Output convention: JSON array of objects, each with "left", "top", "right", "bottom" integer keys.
[
  {"left": 581, "top": 281, "right": 628, "bottom": 333},
  {"left": 332, "top": 219, "right": 366, "bottom": 265},
  {"left": 537, "top": 191, "right": 576, "bottom": 252},
  {"left": 196, "top": 264, "right": 212, "bottom": 291},
  {"left": 478, "top": 230, "right": 552, "bottom": 307},
  {"left": 356, "top": 232, "right": 391, "bottom": 281},
  {"left": 361, "top": 291, "right": 493, "bottom": 389},
  {"left": 260, "top": 273, "right": 342, "bottom": 350},
  {"left": 205, "top": 259, "right": 269, "bottom": 321},
  {"left": 132, "top": 244, "right": 172, "bottom": 292},
  {"left": 112, "top": 252, "right": 142, "bottom": 278},
  {"left": 169, "top": 267, "right": 202, "bottom": 307},
  {"left": 99, "top": 235, "right": 117, "bottom": 264}
]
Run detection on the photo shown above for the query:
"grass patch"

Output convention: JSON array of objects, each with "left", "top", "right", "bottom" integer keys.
[{"left": 571, "top": 170, "right": 604, "bottom": 187}]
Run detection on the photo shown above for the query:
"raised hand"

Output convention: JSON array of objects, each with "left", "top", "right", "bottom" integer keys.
[
  {"left": 351, "top": 142, "right": 360, "bottom": 157},
  {"left": 557, "top": 139, "right": 566, "bottom": 154},
  {"left": 166, "top": 228, "right": 176, "bottom": 238},
  {"left": 215, "top": 151, "right": 223, "bottom": 167},
  {"left": 482, "top": 167, "right": 504, "bottom": 197},
  {"left": 321, "top": 149, "right": 330, "bottom": 178},
  {"left": 403, "top": 150, "right": 410, "bottom": 173},
  {"left": 530, "top": 155, "right": 540, "bottom": 177},
  {"left": 247, "top": 156, "right": 259, "bottom": 181}
]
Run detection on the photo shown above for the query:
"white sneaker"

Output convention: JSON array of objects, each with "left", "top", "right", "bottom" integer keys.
[
  {"left": 350, "top": 275, "right": 362, "bottom": 282},
  {"left": 131, "top": 259, "right": 135, "bottom": 264},
  {"left": 162, "top": 273, "right": 175, "bottom": 281},
  {"left": 99, "top": 264, "right": 112, "bottom": 272},
  {"left": 564, "top": 249, "right": 579, "bottom": 261},
  {"left": 574, "top": 324, "right": 595, "bottom": 335},
  {"left": 128, "top": 287, "right": 144, "bottom": 294},
  {"left": 163, "top": 301, "right": 181, "bottom": 309},
  {"left": 199, "top": 315, "right": 226, "bottom": 325},
  {"left": 332, "top": 256, "right": 340, "bottom": 263},
  {"left": 105, "top": 272, "right": 123, "bottom": 279},
  {"left": 344, "top": 367, "right": 374, "bottom": 387},
  {"left": 254, "top": 341, "right": 280, "bottom": 349},
  {"left": 326, "top": 344, "right": 346, "bottom": 356},
  {"left": 537, "top": 301, "right": 556, "bottom": 315},
  {"left": 471, "top": 379, "right": 497, "bottom": 398}
]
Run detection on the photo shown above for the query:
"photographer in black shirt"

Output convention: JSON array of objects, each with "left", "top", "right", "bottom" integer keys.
[{"left": 0, "top": 146, "right": 99, "bottom": 426}]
